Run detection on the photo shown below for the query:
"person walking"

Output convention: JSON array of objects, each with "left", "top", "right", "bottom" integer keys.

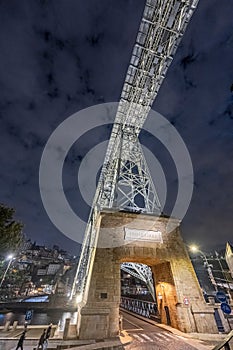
[
  {"left": 15, "top": 331, "right": 26, "bottom": 350},
  {"left": 45, "top": 323, "right": 52, "bottom": 340},
  {"left": 42, "top": 338, "right": 48, "bottom": 350},
  {"left": 37, "top": 329, "right": 46, "bottom": 350}
]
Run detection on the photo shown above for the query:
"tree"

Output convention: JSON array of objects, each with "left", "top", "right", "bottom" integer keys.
[{"left": 0, "top": 204, "right": 24, "bottom": 256}]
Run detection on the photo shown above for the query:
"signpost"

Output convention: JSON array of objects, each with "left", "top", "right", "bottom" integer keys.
[
  {"left": 216, "top": 290, "right": 232, "bottom": 331},
  {"left": 25, "top": 309, "right": 33, "bottom": 322},
  {"left": 216, "top": 291, "right": 227, "bottom": 303},
  {"left": 221, "top": 303, "right": 231, "bottom": 315}
]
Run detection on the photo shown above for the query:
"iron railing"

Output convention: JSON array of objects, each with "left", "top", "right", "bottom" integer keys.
[
  {"left": 212, "top": 330, "right": 233, "bottom": 350},
  {"left": 120, "top": 296, "right": 160, "bottom": 321}
]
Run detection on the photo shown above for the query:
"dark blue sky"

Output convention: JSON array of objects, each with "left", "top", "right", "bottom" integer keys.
[{"left": 0, "top": 0, "right": 233, "bottom": 254}]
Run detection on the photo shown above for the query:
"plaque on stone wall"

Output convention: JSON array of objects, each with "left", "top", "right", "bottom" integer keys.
[
  {"left": 100, "top": 293, "right": 108, "bottom": 299},
  {"left": 124, "top": 228, "right": 162, "bottom": 243}
]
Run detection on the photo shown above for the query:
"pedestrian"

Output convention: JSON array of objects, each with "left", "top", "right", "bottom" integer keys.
[
  {"left": 37, "top": 329, "right": 46, "bottom": 350},
  {"left": 45, "top": 323, "right": 52, "bottom": 340},
  {"left": 15, "top": 331, "right": 26, "bottom": 350},
  {"left": 42, "top": 338, "right": 48, "bottom": 350},
  {"left": 24, "top": 322, "right": 28, "bottom": 332}
]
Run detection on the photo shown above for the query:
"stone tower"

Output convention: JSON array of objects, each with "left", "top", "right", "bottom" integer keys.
[{"left": 78, "top": 211, "right": 218, "bottom": 339}]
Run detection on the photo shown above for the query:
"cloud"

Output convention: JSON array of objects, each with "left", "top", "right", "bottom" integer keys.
[{"left": 0, "top": 0, "right": 232, "bottom": 252}]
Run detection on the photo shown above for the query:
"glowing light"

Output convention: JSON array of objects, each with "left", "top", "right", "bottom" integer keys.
[{"left": 189, "top": 245, "right": 198, "bottom": 253}]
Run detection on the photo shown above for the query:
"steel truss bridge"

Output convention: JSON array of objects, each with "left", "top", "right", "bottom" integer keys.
[
  {"left": 71, "top": 0, "right": 200, "bottom": 303},
  {"left": 121, "top": 262, "right": 155, "bottom": 300}
]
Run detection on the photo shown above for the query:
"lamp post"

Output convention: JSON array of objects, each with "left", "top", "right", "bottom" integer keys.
[
  {"left": 0, "top": 254, "right": 14, "bottom": 288},
  {"left": 215, "top": 251, "right": 232, "bottom": 303},
  {"left": 189, "top": 245, "right": 218, "bottom": 292}
]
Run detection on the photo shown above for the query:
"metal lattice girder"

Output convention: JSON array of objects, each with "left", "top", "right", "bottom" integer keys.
[
  {"left": 98, "top": 126, "right": 161, "bottom": 213},
  {"left": 98, "top": 0, "right": 200, "bottom": 212},
  {"left": 121, "top": 263, "right": 156, "bottom": 301},
  {"left": 71, "top": 0, "right": 200, "bottom": 301},
  {"left": 106, "top": 0, "right": 200, "bottom": 139}
]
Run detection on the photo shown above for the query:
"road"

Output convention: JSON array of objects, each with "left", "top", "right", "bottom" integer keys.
[{"left": 121, "top": 310, "right": 214, "bottom": 350}]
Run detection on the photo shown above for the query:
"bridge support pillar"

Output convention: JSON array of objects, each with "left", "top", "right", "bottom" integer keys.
[
  {"left": 77, "top": 211, "right": 218, "bottom": 339},
  {"left": 153, "top": 260, "right": 217, "bottom": 333},
  {"left": 78, "top": 247, "right": 120, "bottom": 340}
]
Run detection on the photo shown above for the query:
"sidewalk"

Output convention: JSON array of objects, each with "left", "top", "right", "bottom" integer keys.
[
  {"left": 0, "top": 329, "right": 131, "bottom": 350},
  {"left": 0, "top": 313, "right": 227, "bottom": 350},
  {"left": 4, "top": 337, "right": 129, "bottom": 350}
]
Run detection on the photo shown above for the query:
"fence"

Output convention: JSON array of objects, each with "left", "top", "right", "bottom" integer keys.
[
  {"left": 120, "top": 296, "right": 160, "bottom": 321},
  {"left": 212, "top": 330, "right": 233, "bottom": 350}
]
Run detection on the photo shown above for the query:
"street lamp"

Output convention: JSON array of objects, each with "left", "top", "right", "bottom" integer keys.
[
  {"left": 189, "top": 245, "right": 218, "bottom": 292},
  {"left": 0, "top": 254, "right": 14, "bottom": 288},
  {"left": 214, "top": 251, "right": 232, "bottom": 303}
]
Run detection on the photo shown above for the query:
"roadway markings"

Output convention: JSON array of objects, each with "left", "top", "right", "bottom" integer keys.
[
  {"left": 140, "top": 333, "right": 154, "bottom": 341},
  {"left": 131, "top": 332, "right": 179, "bottom": 344},
  {"left": 152, "top": 333, "right": 168, "bottom": 341},
  {"left": 121, "top": 312, "right": 183, "bottom": 345},
  {"left": 156, "top": 332, "right": 172, "bottom": 340},
  {"left": 132, "top": 334, "right": 144, "bottom": 342}
]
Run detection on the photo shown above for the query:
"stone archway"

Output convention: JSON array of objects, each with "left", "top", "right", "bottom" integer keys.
[{"left": 78, "top": 210, "right": 218, "bottom": 340}]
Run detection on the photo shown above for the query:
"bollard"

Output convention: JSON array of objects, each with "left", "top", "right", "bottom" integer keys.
[
  {"left": 119, "top": 314, "right": 123, "bottom": 334},
  {"left": 4, "top": 321, "right": 11, "bottom": 331},
  {"left": 63, "top": 318, "right": 71, "bottom": 340},
  {"left": 12, "top": 321, "right": 18, "bottom": 331}
]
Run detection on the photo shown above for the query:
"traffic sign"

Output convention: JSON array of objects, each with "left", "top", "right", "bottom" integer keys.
[
  {"left": 216, "top": 291, "right": 227, "bottom": 303},
  {"left": 221, "top": 303, "right": 231, "bottom": 315},
  {"left": 25, "top": 309, "right": 33, "bottom": 321}
]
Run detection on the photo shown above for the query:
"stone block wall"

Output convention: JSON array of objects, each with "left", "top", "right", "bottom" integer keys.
[{"left": 77, "top": 211, "right": 219, "bottom": 339}]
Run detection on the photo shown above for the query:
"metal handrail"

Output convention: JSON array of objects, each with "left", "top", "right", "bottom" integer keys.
[
  {"left": 212, "top": 330, "right": 233, "bottom": 350},
  {"left": 120, "top": 296, "right": 160, "bottom": 320}
]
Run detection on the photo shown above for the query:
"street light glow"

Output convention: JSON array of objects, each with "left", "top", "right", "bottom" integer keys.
[
  {"left": 189, "top": 244, "right": 219, "bottom": 292},
  {"left": 0, "top": 254, "right": 14, "bottom": 288},
  {"left": 189, "top": 245, "right": 198, "bottom": 253}
]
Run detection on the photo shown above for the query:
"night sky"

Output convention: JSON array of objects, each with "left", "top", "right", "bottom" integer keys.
[{"left": 0, "top": 0, "right": 233, "bottom": 255}]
